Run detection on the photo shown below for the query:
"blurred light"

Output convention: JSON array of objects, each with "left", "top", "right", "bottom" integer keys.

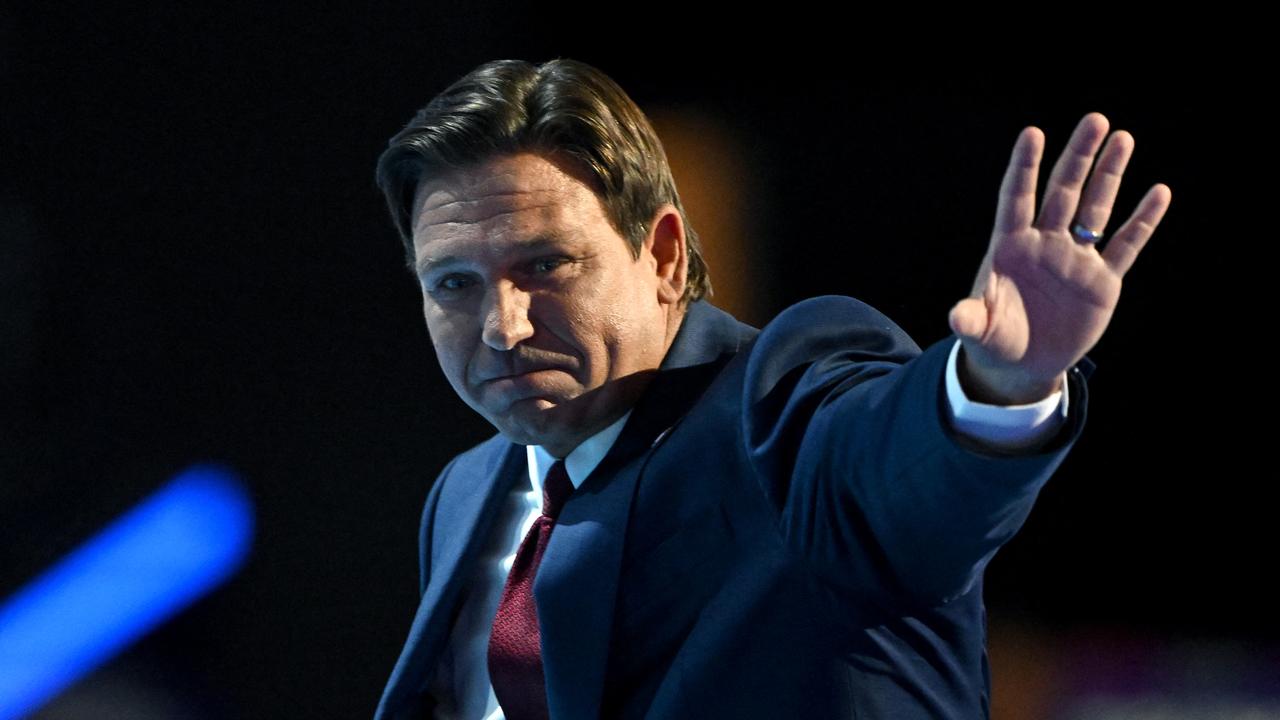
[{"left": 0, "top": 465, "right": 254, "bottom": 720}]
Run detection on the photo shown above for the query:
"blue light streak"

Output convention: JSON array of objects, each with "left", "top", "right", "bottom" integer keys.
[{"left": 0, "top": 465, "right": 254, "bottom": 719}]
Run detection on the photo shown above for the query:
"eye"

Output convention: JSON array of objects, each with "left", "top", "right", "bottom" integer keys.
[
  {"left": 433, "top": 274, "right": 474, "bottom": 292},
  {"left": 532, "top": 257, "right": 569, "bottom": 274}
]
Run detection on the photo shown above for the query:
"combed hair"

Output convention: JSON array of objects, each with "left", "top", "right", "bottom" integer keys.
[{"left": 374, "top": 58, "right": 711, "bottom": 304}]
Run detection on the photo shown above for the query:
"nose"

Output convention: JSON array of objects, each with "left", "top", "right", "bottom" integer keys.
[{"left": 481, "top": 280, "right": 534, "bottom": 351}]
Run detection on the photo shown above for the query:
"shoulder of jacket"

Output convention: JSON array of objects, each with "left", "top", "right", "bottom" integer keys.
[
  {"left": 759, "top": 295, "right": 904, "bottom": 339},
  {"left": 747, "top": 295, "right": 920, "bottom": 363}
]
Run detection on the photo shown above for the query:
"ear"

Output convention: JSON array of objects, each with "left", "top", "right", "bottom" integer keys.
[{"left": 643, "top": 204, "right": 688, "bottom": 306}]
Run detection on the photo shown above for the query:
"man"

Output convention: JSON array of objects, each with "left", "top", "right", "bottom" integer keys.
[{"left": 372, "top": 59, "right": 1170, "bottom": 719}]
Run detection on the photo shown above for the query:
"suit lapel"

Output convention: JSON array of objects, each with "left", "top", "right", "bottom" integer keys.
[
  {"left": 377, "top": 439, "right": 524, "bottom": 719},
  {"left": 379, "top": 301, "right": 757, "bottom": 719},
  {"left": 534, "top": 301, "right": 758, "bottom": 718},
  {"left": 533, "top": 432, "right": 646, "bottom": 719}
]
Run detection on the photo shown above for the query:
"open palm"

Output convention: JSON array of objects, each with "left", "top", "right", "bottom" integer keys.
[{"left": 949, "top": 113, "right": 1172, "bottom": 405}]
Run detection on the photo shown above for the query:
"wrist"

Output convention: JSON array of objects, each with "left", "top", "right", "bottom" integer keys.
[{"left": 958, "top": 347, "right": 1064, "bottom": 406}]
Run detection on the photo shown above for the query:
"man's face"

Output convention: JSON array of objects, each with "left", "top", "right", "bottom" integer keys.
[{"left": 411, "top": 152, "right": 686, "bottom": 457}]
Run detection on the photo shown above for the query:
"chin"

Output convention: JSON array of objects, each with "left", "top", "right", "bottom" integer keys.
[
  {"left": 480, "top": 380, "right": 627, "bottom": 451},
  {"left": 488, "top": 399, "right": 581, "bottom": 448}
]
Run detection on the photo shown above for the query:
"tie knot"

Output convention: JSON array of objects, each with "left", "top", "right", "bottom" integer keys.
[{"left": 541, "top": 460, "right": 574, "bottom": 519}]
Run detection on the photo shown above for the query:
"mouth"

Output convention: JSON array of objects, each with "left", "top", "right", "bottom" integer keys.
[
  {"left": 478, "top": 368, "right": 574, "bottom": 407},
  {"left": 479, "top": 367, "right": 566, "bottom": 384}
]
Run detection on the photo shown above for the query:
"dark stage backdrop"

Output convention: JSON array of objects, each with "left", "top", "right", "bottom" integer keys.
[{"left": 1, "top": 6, "right": 1266, "bottom": 719}]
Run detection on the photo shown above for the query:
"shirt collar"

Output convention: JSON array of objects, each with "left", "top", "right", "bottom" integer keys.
[{"left": 526, "top": 410, "right": 632, "bottom": 496}]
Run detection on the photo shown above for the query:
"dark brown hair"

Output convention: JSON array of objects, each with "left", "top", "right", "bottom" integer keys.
[{"left": 375, "top": 58, "right": 711, "bottom": 304}]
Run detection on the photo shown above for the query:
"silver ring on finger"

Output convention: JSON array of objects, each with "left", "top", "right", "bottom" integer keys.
[{"left": 1071, "top": 222, "right": 1104, "bottom": 244}]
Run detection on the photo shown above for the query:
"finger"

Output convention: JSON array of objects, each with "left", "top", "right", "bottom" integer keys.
[
  {"left": 1102, "top": 183, "right": 1172, "bottom": 276},
  {"left": 993, "top": 126, "right": 1044, "bottom": 238},
  {"left": 968, "top": 251, "right": 994, "bottom": 297},
  {"left": 949, "top": 298, "right": 989, "bottom": 340},
  {"left": 1071, "top": 129, "right": 1135, "bottom": 240},
  {"left": 1035, "top": 113, "right": 1110, "bottom": 232}
]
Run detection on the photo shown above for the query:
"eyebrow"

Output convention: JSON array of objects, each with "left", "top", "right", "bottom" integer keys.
[{"left": 412, "top": 233, "right": 574, "bottom": 276}]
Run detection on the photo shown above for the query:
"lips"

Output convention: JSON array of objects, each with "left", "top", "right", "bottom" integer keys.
[
  {"left": 477, "top": 366, "right": 565, "bottom": 384},
  {"left": 473, "top": 349, "right": 577, "bottom": 385}
]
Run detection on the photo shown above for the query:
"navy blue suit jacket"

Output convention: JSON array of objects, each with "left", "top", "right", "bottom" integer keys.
[{"left": 375, "top": 295, "right": 1090, "bottom": 719}]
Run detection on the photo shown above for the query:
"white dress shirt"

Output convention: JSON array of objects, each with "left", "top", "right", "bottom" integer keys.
[{"left": 425, "top": 339, "right": 1070, "bottom": 719}]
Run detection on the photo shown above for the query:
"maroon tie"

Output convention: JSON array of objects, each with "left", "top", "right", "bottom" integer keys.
[{"left": 487, "top": 459, "right": 575, "bottom": 720}]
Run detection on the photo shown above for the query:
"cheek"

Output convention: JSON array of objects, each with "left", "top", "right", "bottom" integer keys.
[
  {"left": 430, "top": 336, "right": 460, "bottom": 373},
  {"left": 553, "top": 299, "right": 618, "bottom": 373},
  {"left": 425, "top": 316, "right": 472, "bottom": 384},
  {"left": 596, "top": 299, "right": 661, "bottom": 374}
]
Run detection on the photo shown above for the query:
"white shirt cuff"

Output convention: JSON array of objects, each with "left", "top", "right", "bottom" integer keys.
[{"left": 944, "top": 339, "right": 1069, "bottom": 452}]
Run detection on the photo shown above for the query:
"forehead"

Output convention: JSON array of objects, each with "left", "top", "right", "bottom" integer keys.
[{"left": 411, "top": 153, "right": 605, "bottom": 254}]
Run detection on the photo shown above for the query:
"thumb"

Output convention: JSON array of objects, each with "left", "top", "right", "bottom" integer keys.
[{"left": 949, "top": 298, "right": 988, "bottom": 341}]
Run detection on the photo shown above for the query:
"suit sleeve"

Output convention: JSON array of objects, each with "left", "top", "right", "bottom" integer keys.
[{"left": 740, "top": 296, "right": 1088, "bottom": 616}]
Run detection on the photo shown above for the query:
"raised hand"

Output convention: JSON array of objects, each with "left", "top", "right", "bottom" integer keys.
[{"left": 947, "top": 112, "right": 1172, "bottom": 405}]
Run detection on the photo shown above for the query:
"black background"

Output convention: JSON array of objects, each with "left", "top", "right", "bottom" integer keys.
[{"left": 1, "top": 7, "right": 1264, "bottom": 717}]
